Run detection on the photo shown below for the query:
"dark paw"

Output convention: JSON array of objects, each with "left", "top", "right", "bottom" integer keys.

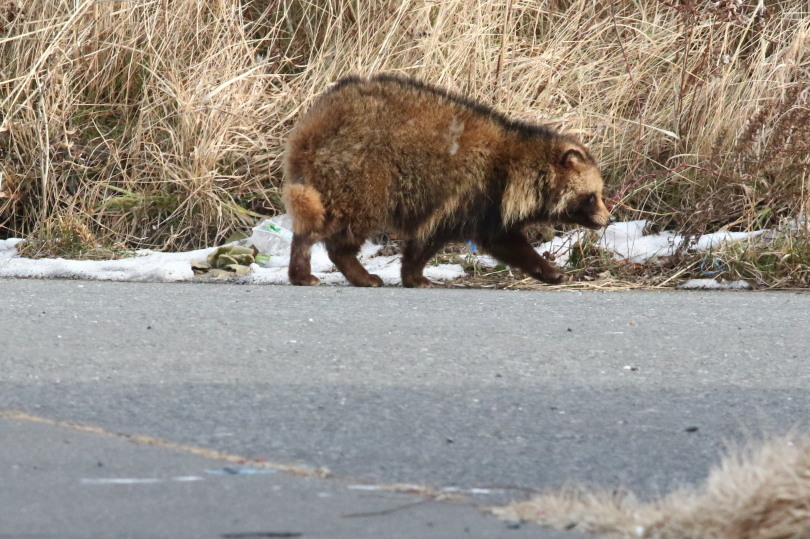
[
  {"left": 530, "top": 266, "right": 566, "bottom": 284},
  {"left": 541, "top": 270, "right": 566, "bottom": 284},
  {"left": 402, "top": 275, "right": 434, "bottom": 288},
  {"left": 290, "top": 274, "right": 321, "bottom": 286},
  {"left": 350, "top": 273, "right": 384, "bottom": 287}
]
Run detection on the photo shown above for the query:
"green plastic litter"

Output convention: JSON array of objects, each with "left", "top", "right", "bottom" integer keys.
[
  {"left": 191, "top": 244, "right": 256, "bottom": 277},
  {"left": 207, "top": 245, "right": 255, "bottom": 267}
]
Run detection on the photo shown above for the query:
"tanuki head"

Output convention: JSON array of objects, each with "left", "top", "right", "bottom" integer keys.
[{"left": 546, "top": 138, "right": 611, "bottom": 230}]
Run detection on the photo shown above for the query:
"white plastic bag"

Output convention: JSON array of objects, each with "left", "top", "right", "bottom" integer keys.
[{"left": 250, "top": 214, "right": 294, "bottom": 263}]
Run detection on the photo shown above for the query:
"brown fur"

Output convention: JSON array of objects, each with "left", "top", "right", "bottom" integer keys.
[
  {"left": 282, "top": 73, "right": 610, "bottom": 287},
  {"left": 282, "top": 184, "right": 325, "bottom": 236}
]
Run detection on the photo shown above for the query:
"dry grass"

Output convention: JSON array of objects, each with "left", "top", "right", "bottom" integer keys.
[
  {"left": 448, "top": 228, "right": 810, "bottom": 289},
  {"left": 491, "top": 433, "right": 810, "bottom": 538},
  {"left": 1, "top": 0, "right": 281, "bottom": 250},
  {"left": 0, "top": 1, "right": 808, "bottom": 284}
]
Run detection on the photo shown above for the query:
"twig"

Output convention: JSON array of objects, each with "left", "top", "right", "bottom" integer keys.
[{"left": 342, "top": 499, "right": 430, "bottom": 518}]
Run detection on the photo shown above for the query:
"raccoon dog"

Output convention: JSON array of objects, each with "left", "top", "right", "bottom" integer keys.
[{"left": 282, "top": 74, "right": 610, "bottom": 287}]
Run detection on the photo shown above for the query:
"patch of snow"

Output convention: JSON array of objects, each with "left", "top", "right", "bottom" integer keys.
[
  {"left": 0, "top": 238, "right": 24, "bottom": 262},
  {"left": 598, "top": 220, "right": 762, "bottom": 264},
  {"left": 599, "top": 220, "right": 678, "bottom": 263},
  {"left": 474, "top": 220, "right": 762, "bottom": 269},
  {"left": 678, "top": 278, "right": 751, "bottom": 290},
  {"left": 0, "top": 217, "right": 765, "bottom": 286},
  {"left": 0, "top": 244, "right": 216, "bottom": 282},
  {"left": 0, "top": 236, "right": 466, "bottom": 285}
]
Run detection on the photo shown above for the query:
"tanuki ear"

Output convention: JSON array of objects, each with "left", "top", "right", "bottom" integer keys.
[{"left": 560, "top": 148, "right": 586, "bottom": 170}]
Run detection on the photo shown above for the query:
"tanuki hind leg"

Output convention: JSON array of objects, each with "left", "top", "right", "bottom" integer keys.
[
  {"left": 401, "top": 238, "right": 443, "bottom": 288},
  {"left": 324, "top": 230, "right": 383, "bottom": 287},
  {"left": 288, "top": 233, "right": 320, "bottom": 286},
  {"left": 480, "top": 231, "right": 566, "bottom": 284}
]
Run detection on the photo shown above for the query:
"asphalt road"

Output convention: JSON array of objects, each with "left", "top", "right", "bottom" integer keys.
[{"left": 1, "top": 278, "right": 808, "bottom": 538}]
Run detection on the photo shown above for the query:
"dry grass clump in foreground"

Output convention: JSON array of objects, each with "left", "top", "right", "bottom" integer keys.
[
  {"left": 0, "top": 1, "right": 808, "bottom": 285},
  {"left": 491, "top": 434, "right": 810, "bottom": 538}
]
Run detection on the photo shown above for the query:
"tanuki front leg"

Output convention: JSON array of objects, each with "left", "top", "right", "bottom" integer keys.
[
  {"left": 481, "top": 231, "right": 565, "bottom": 284},
  {"left": 288, "top": 233, "right": 320, "bottom": 286},
  {"left": 324, "top": 230, "right": 384, "bottom": 287},
  {"left": 401, "top": 238, "right": 443, "bottom": 288}
]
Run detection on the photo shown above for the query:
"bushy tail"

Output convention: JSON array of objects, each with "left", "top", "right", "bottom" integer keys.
[{"left": 282, "top": 183, "right": 326, "bottom": 236}]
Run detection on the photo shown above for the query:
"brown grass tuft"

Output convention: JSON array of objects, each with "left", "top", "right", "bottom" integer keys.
[{"left": 491, "top": 433, "right": 810, "bottom": 538}]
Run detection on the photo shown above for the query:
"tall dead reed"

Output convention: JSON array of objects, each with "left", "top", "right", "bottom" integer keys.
[{"left": 1, "top": 1, "right": 808, "bottom": 263}]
